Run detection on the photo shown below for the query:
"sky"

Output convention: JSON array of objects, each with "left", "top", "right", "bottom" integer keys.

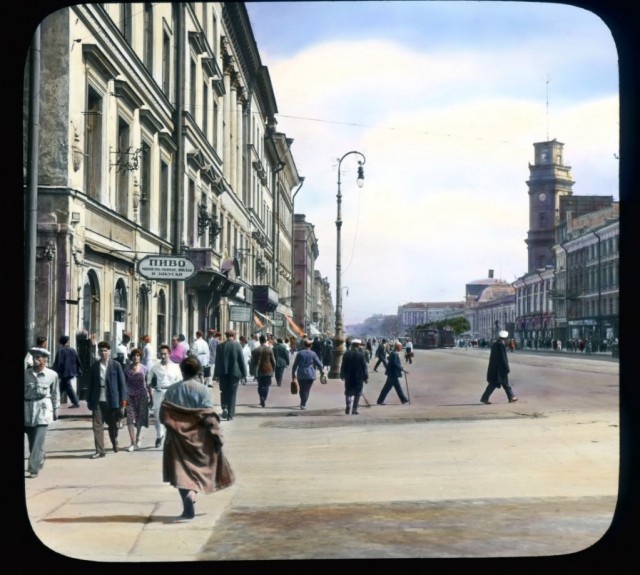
[{"left": 244, "top": 0, "right": 620, "bottom": 324}]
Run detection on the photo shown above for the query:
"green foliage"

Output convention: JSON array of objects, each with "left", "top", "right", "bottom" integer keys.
[{"left": 414, "top": 316, "right": 469, "bottom": 335}]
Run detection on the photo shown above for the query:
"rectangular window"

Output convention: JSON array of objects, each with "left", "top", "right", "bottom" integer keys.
[
  {"left": 160, "top": 160, "right": 169, "bottom": 239},
  {"left": 116, "top": 117, "right": 130, "bottom": 217},
  {"left": 202, "top": 78, "right": 208, "bottom": 138},
  {"left": 212, "top": 100, "right": 219, "bottom": 150},
  {"left": 84, "top": 86, "right": 103, "bottom": 201},
  {"left": 120, "top": 4, "right": 132, "bottom": 44},
  {"left": 190, "top": 58, "right": 197, "bottom": 116},
  {"left": 187, "top": 179, "right": 195, "bottom": 245},
  {"left": 143, "top": 3, "right": 153, "bottom": 71},
  {"left": 162, "top": 30, "right": 171, "bottom": 96},
  {"left": 140, "top": 141, "right": 151, "bottom": 229}
]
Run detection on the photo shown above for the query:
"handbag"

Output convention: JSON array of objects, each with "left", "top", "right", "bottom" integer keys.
[
  {"left": 320, "top": 373, "right": 328, "bottom": 385},
  {"left": 290, "top": 378, "right": 299, "bottom": 395}
]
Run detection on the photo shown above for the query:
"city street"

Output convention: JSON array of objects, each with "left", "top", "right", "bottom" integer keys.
[{"left": 23, "top": 347, "right": 620, "bottom": 562}]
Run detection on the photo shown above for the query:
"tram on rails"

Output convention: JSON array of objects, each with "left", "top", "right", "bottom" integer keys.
[{"left": 413, "top": 327, "right": 456, "bottom": 349}]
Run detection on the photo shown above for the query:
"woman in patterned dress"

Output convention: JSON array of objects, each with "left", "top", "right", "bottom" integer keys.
[{"left": 124, "top": 348, "right": 153, "bottom": 451}]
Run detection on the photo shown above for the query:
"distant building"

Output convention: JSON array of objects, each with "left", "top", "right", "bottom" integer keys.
[{"left": 398, "top": 301, "right": 465, "bottom": 333}]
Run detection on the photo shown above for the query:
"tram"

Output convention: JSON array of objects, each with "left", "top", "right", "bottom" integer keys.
[{"left": 413, "top": 327, "right": 456, "bottom": 349}]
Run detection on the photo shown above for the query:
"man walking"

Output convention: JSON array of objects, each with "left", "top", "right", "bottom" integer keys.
[
  {"left": 273, "top": 337, "right": 290, "bottom": 387},
  {"left": 340, "top": 338, "right": 369, "bottom": 415},
  {"left": 147, "top": 344, "right": 182, "bottom": 447},
  {"left": 213, "top": 330, "right": 246, "bottom": 420},
  {"left": 376, "top": 342, "right": 409, "bottom": 405},
  {"left": 190, "top": 331, "right": 211, "bottom": 385},
  {"left": 373, "top": 338, "right": 388, "bottom": 372},
  {"left": 480, "top": 330, "right": 518, "bottom": 404},
  {"left": 52, "top": 335, "right": 82, "bottom": 408},
  {"left": 86, "top": 341, "right": 127, "bottom": 458},
  {"left": 251, "top": 334, "right": 276, "bottom": 407},
  {"left": 24, "top": 347, "right": 59, "bottom": 478}
]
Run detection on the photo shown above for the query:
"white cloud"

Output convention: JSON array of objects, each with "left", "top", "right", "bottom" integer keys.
[{"left": 259, "top": 13, "right": 618, "bottom": 324}]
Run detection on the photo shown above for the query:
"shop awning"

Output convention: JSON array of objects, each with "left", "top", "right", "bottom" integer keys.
[
  {"left": 285, "top": 315, "right": 305, "bottom": 337},
  {"left": 307, "top": 324, "right": 322, "bottom": 336},
  {"left": 253, "top": 309, "right": 272, "bottom": 332}
]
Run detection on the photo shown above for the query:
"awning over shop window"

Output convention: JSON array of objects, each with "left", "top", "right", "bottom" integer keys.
[
  {"left": 307, "top": 325, "right": 322, "bottom": 336},
  {"left": 285, "top": 315, "right": 305, "bottom": 337},
  {"left": 253, "top": 309, "right": 271, "bottom": 332}
]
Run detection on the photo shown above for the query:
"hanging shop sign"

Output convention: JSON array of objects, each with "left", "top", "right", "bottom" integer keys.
[
  {"left": 229, "top": 305, "right": 252, "bottom": 322},
  {"left": 138, "top": 255, "right": 197, "bottom": 280}
]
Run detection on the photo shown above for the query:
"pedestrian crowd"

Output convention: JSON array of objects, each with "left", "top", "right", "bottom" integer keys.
[{"left": 26, "top": 328, "right": 528, "bottom": 519}]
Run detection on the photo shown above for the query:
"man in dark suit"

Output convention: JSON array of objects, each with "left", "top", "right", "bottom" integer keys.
[
  {"left": 273, "top": 337, "right": 290, "bottom": 387},
  {"left": 213, "top": 330, "right": 246, "bottom": 420},
  {"left": 87, "top": 341, "right": 127, "bottom": 458},
  {"left": 52, "top": 335, "right": 83, "bottom": 408},
  {"left": 480, "top": 330, "right": 518, "bottom": 404},
  {"left": 340, "top": 339, "right": 369, "bottom": 415}
]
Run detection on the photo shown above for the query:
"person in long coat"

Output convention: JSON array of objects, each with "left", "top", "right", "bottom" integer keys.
[
  {"left": 376, "top": 342, "right": 409, "bottom": 405},
  {"left": 339, "top": 339, "right": 369, "bottom": 414},
  {"left": 480, "top": 330, "right": 518, "bottom": 404},
  {"left": 250, "top": 334, "right": 276, "bottom": 407},
  {"left": 52, "top": 335, "right": 82, "bottom": 408},
  {"left": 161, "top": 356, "right": 235, "bottom": 520}
]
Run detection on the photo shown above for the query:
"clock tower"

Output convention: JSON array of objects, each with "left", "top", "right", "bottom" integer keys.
[{"left": 525, "top": 139, "right": 574, "bottom": 272}]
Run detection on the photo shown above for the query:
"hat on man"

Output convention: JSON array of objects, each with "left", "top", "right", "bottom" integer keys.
[
  {"left": 351, "top": 339, "right": 362, "bottom": 345},
  {"left": 498, "top": 330, "right": 509, "bottom": 339},
  {"left": 29, "top": 347, "right": 50, "bottom": 358}
]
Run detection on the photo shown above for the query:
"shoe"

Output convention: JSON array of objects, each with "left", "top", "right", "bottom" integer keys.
[
  {"left": 373, "top": 369, "right": 378, "bottom": 372},
  {"left": 401, "top": 400, "right": 409, "bottom": 404},
  {"left": 113, "top": 444, "right": 119, "bottom": 453},
  {"left": 480, "top": 399, "right": 491, "bottom": 404},
  {"left": 69, "top": 404, "right": 80, "bottom": 408},
  {"left": 509, "top": 397, "right": 519, "bottom": 403},
  {"left": 39, "top": 453, "right": 47, "bottom": 469},
  {"left": 90, "top": 452, "right": 105, "bottom": 459},
  {"left": 221, "top": 409, "right": 228, "bottom": 419},
  {"left": 181, "top": 496, "right": 195, "bottom": 520},
  {"left": 136, "top": 440, "right": 141, "bottom": 448},
  {"left": 127, "top": 444, "right": 135, "bottom": 452},
  {"left": 352, "top": 410, "right": 359, "bottom": 415},
  {"left": 345, "top": 406, "right": 350, "bottom": 414},
  {"left": 277, "top": 383, "right": 282, "bottom": 387},
  {"left": 155, "top": 437, "right": 162, "bottom": 448},
  {"left": 260, "top": 398, "right": 265, "bottom": 407},
  {"left": 300, "top": 405, "right": 306, "bottom": 410},
  {"left": 29, "top": 472, "right": 38, "bottom": 478},
  {"left": 377, "top": 401, "right": 385, "bottom": 405}
]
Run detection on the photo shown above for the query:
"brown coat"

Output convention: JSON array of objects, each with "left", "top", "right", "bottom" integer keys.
[
  {"left": 250, "top": 344, "right": 276, "bottom": 376},
  {"left": 160, "top": 401, "right": 235, "bottom": 493}
]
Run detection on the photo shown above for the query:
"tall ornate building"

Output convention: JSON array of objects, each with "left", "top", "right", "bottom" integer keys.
[{"left": 23, "top": 3, "right": 303, "bottom": 392}]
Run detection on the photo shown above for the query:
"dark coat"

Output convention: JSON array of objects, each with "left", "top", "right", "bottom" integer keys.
[
  {"left": 385, "top": 350, "right": 404, "bottom": 378},
  {"left": 52, "top": 346, "right": 83, "bottom": 379},
  {"left": 273, "top": 343, "right": 290, "bottom": 368},
  {"left": 87, "top": 359, "right": 127, "bottom": 410},
  {"left": 213, "top": 339, "right": 247, "bottom": 380},
  {"left": 340, "top": 348, "right": 368, "bottom": 394},
  {"left": 487, "top": 339, "right": 510, "bottom": 387}
]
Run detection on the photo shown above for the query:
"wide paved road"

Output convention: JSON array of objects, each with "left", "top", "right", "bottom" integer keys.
[
  {"left": 197, "top": 347, "right": 620, "bottom": 560},
  {"left": 25, "top": 347, "right": 621, "bottom": 562}
]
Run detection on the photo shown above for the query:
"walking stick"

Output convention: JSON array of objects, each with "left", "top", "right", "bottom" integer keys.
[
  {"left": 403, "top": 370, "right": 411, "bottom": 404},
  {"left": 360, "top": 391, "right": 371, "bottom": 408}
]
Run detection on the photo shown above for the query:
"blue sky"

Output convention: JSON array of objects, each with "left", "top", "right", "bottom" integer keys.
[{"left": 245, "top": 1, "right": 619, "bottom": 324}]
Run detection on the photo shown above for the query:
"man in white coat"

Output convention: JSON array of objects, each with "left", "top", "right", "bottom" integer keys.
[{"left": 147, "top": 344, "right": 182, "bottom": 447}]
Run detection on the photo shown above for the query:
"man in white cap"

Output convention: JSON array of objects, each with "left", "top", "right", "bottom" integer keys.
[
  {"left": 480, "top": 330, "right": 518, "bottom": 404},
  {"left": 24, "top": 347, "right": 60, "bottom": 478},
  {"left": 340, "top": 338, "right": 369, "bottom": 415}
]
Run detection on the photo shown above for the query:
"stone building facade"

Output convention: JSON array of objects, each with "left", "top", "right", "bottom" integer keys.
[{"left": 24, "top": 3, "right": 304, "bottom": 390}]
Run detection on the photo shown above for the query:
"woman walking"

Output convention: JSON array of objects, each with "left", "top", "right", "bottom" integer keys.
[
  {"left": 291, "top": 339, "right": 325, "bottom": 410},
  {"left": 124, "top": 348, "right": 153, "bottom": 451}
]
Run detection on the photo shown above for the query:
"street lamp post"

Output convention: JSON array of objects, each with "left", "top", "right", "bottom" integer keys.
[{"left": 328, "top": 150, "right": 366, "bottom": 379}]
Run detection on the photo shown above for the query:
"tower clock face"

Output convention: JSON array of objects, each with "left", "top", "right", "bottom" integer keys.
[{"left": 538, "top": 192, "right": 547, "bottom": 202}]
